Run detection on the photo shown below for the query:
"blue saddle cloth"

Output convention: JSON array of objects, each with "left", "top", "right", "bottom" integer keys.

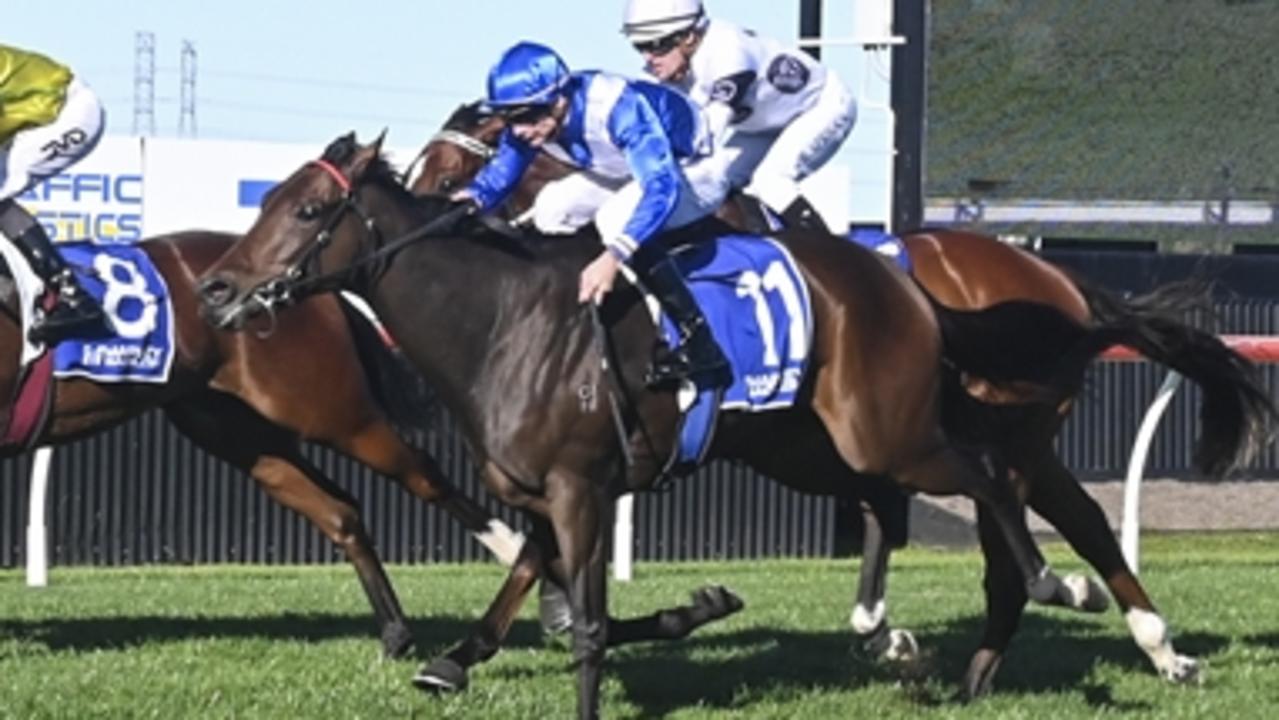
[
  {"left": 661, "top": 234, "right": 813, "bottom": 469},
  {"left": 52, "top": 241, "right": 175, "bottom": 384},
  {"left": 848, "top": 229, "right": 912, "bottom": 273}
]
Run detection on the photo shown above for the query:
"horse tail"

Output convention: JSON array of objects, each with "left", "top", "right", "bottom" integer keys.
[
  {"left": 931, "top": 283, "right": 1276, "bottom": 476},
  {"left": 337, "top": 295, "right": 436, "bottom": 436},
  {"left": 1075, "top": 280, "right": 1276, "bottom": 475},
  {"left": 930, "top": 297, "right": 1107, "bottom": 396}
]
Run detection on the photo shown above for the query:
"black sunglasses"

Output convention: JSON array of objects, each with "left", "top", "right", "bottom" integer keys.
[
  {"left": 632, "top": 31, "right": 687, "bottom": 56},
  {"left": 493, "top": 103, "right": 553, "bottom": 125}
]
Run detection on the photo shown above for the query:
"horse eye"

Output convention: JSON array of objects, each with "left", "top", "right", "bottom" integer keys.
[
  {"left": 438, "top": 177, "right": 456, "bottom": 193},
  {"left": 296, "top": 202, "right": 322, "bottom": 221}
]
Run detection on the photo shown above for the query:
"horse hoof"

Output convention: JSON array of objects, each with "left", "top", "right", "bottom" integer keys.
[
  {"left": 1161, "top": 655, "right": 1202, "bottom": 685},
  {"left": 884, "top": 629, "right": 920, "bottom": 662},
  {"left": 1063, "top": 574, "right": 1110, "bottom": 613},
  {"left": 693, "top": 585, "right": 745, "bottom": 618},
  {"left": 412, "top": 657, "right": 469, "bottom": 693},
  {"left": 382, "top": 622, "right": 415, "bottom": 660}
]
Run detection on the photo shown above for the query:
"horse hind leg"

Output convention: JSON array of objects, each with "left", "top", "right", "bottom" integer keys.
[
  {"left": 335, "top": 419, "right": 524, "bottom": 565},
  {"left": 895, "top": 444, "right": 1080, "bottom": 611},
  {"left": 165, "top": 395, "right": 414, "bottom": 658},
  {"left": 962, "top": 504, "right": 1029, "bottom": 699},
  {"left": 851, "top": 499, "right": 918, "bottom": 662},
  {"left": 1025, "top": 452, "right": 1199, "bottom": 684},
  {"left": 415, "top": 522, "right": 547, "bottom": 693}
]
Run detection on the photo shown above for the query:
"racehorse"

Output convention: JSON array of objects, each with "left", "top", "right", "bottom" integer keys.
[
  {"left": 192, "top": 133, "right": 1239, "bottom": 717},
  {"left": 0, "top": 229, "right": 521, "bottom": 658},
  {"left": 410, "top": 102, "right": 1276, "bottom": 695}
]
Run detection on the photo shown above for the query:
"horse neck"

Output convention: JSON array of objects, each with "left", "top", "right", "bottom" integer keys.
[{"left": 361, "top": 205, "right": 599, "bottom": 433}]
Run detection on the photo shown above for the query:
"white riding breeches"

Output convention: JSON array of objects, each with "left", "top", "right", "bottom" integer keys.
[
  {"left": 530, "top": 156, "right": 730, "bottom": 261},
  {"left": 0, "top": 78, "right": 106, "bottom": 201}
]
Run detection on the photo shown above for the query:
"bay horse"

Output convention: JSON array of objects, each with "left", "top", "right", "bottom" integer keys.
[
  {"left": 0, "top": 229, "right": 522, "bottom": 658},
  {"left": 410, "top": 102, "right": 1276, "bottom": 694},
  {"left": 192, "top": 133, "right": 1226, "bottom": 717}
]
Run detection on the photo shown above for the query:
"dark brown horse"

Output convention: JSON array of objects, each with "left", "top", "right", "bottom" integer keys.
[
  {"left": 0, "top": 229, "right": 521, "bottom": 658},
  {"left": 192, "top": 133, "right": 1228, "bottom": 717},
  {"left": 409, "top": 102, "right": 1276, "bottom": 695}
]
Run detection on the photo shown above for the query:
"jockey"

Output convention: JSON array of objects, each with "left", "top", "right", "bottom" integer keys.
[
  {"left": 0, "top": 44, "right": 106, "bottom": 344},
  {"left": 458, "top": 41, "right": 731, "bottom": 389},
  {"left": 622, "top": 0, "right": 858, "bottom": 232}
]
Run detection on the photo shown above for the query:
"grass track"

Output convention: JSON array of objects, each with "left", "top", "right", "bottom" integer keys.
[{"left": 3, "top": 533, "right": 1279, "bottom": 718}]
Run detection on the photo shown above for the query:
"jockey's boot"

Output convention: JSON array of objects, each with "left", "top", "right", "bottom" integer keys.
[
  {"left": 640, "top": 258, "right": 731, "bottom": 390},
  {"left": 0, "top": 201, "right": 105, "bottom": 345},
  {"left": 778, "top": 195, "right": 832, "bottom": 235}
]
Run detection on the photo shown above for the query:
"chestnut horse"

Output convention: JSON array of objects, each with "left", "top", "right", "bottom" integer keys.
[
  {"left": 0, "top": 229, "right": 520, "bottom": 658},
  {"left": 409, "top": 102, "right": 1276, "bottom": 694},
  {"left": 191, "top": 134, "right": 1244, "bottom": 717}
]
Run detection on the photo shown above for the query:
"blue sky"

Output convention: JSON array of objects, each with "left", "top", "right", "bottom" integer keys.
[
  {"left": 7, "top": 1, "right": 892, "bottom": 221},
  {"left": 6, "top": 1, "right": 820, "bottom": 145}
]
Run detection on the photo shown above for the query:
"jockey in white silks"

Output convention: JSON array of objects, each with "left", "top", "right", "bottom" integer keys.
[
  {"left": 456, "top": 41, "right": 731, "bottom": 389},
  {"left": 622, "top": 0, "right": 859, "bottom": 232}
]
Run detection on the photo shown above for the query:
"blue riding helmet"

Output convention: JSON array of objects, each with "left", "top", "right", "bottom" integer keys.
[{"left": 485, "top": 41, "right": 571, "bottom": 109}]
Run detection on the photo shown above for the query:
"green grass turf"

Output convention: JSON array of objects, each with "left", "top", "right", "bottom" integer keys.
[{"left": 3, "top": 532, "right": 1278, "bottom": 718}]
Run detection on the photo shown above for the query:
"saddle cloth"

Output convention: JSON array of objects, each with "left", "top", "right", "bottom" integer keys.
[
  {"left": 659, "top": 234, "right": 813, "bottom": 469},
  {"left": 50, "top": 241, "right": 175, "bottom": 384}
]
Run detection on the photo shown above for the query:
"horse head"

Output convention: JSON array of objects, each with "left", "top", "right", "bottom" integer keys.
[
  {"left": 197, "top": 131, "right": 394, "bottom": 331},
  {"left": 410, "top": 101, "right": 507, "bottom": 197}
]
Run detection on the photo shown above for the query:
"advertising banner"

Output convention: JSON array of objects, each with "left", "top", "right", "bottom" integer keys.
[{"left": 15, "top": 136, "right": 144, "bottom": 244}]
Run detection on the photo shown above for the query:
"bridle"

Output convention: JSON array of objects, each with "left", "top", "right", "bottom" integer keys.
[
  {"left": 428, "top": 129, "right": 497, "bottom": 161},
  {"left": 246, "top": 157, "right": 475, "bottom": 323}
]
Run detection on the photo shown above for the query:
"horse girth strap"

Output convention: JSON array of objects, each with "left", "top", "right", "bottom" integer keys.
[{"left": 589, "top": 303, "right": 637, "bottom": 472}]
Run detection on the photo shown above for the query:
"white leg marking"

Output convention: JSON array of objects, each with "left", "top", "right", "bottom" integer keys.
[
  {"left": 1126, "top": 607, "right": 1201, "bottom": 684},
  {"left": 474, "top": 519, "right": 525, "bottom": 567},
  {"left": 850, "top": 600, "right": 886, "bottom": 635}
]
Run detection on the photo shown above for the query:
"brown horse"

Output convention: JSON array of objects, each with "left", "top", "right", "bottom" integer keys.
[
  {"left": 192, "top": 133, "right": 1228, "bottom": 717},
  {"left": 0, "top": 229, "right": 521, "bottom": 658},
  {"left": 409, "top": 102, "right": 1276, "bottom": 695}
]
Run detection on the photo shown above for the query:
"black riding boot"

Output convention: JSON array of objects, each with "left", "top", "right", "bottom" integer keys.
[
  {"left": 778, "top": 195, "right": 832, "bottom": 234},
  {"left": 639, "top": 258, "right": 731, "bottom": 390},
  {"left": 0, "top": 201, "right": 105, "bottom": 345}
]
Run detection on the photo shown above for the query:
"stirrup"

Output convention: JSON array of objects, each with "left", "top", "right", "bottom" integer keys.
[
  {"left": 28, "top": 300, "right": 106, "bottom": 345},
  {"left": 645, "top": 348, "right": 730, "bottom": 390}
]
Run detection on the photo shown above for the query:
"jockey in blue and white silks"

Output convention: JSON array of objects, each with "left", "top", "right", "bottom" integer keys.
[{"left": 459, "top": 41, "right": 731, "bottom": 389}]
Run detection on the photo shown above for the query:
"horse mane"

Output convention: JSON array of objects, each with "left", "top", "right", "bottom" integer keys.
[{"left": 443, "top": 101, "right": 491, "bottom": 133}]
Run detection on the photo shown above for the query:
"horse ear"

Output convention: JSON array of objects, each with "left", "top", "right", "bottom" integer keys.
[{"left": 348, "top": 131, "right": 388, "bottom": 180}]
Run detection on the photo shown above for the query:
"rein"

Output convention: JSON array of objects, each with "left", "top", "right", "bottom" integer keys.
[{"left": 273, "top": 162, "right": 479, "bottom": 302}]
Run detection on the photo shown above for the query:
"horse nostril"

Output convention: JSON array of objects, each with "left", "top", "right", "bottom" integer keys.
[{"left": 198, "top": 276, "right": 237, "bottom": 308}]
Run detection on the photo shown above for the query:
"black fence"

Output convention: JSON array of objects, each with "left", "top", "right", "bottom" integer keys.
[{"left": 3, "top": 250, "right": 1279, "bottom": 569}]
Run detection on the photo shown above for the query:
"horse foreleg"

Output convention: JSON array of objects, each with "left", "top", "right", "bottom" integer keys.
[
  {"left": 548, "top": 475, "right": 610, "bottom": 720},
  {"left": 1025, "top": 453, "right": 1199, "bottom": 684},
  {"left": 165, "top": 397, "right": 413, "bottom": 658},
  {"left": 962, "top": 504, "right": 1028, "bottom": 700},
  {"left": 339, "top": 421, "right": 524, "bottom": 565}
]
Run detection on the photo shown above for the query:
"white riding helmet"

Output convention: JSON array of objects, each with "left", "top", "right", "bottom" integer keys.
[{"left": 622, "top": 0, "right": 707, "bottom": 42}]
